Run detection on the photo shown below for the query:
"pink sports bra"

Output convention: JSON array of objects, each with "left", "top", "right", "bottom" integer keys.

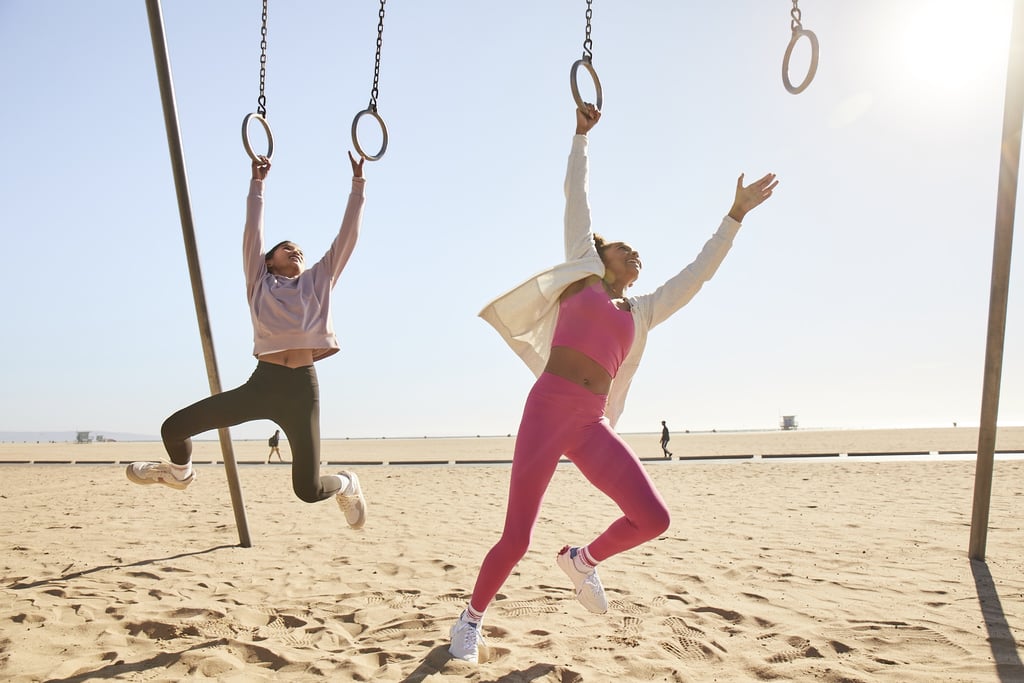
[{"left": 551, "top": 281, "right": 635, "bottom": 377}]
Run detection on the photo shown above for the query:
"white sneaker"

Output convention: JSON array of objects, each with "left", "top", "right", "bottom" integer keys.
[
  {"left": 449, "top": 614, "right": 486, "bottom": 663},
  {"left": 335, "top": 470, "right": 366, "bottom": 529},
  {"left": 556, "top": 545, "right": 608, "bottom": 614},
  {"left": 125, "top": 462, "right": 194, "bottom": 490}
]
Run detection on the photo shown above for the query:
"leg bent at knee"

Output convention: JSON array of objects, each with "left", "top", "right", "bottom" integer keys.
[
  {"left": 293, "top": 479, "right": 330, "bottom": 504},
  {"left": 646, "top": 505, "right": 672, "bottom": 540},
  {"left": 160, "top": 414, "right": 194, "bottom": 465}
]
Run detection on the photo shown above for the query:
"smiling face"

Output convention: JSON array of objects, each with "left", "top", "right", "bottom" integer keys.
[
  {"left": 599, "top": 240, "right": 642, "bottom": 288},
  {"left": 265, "top": 241, "right": 305, "bottom": 277}
]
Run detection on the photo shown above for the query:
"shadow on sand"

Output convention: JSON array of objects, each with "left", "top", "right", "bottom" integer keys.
[
  {"left": 6, "top": 544, "right": 237, "bottom": 590},
  {"left": 971, "top": 558, "right": 1024, "bottom": 682}
]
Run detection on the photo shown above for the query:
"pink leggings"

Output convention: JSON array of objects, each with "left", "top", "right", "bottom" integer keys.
[{"left": 470, "top": 372, "right": 671, "bottom": 612}]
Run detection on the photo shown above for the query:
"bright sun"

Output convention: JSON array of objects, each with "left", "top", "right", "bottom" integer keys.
[{"left": 900, "top": 1, "right": 1012, "bottom": 91}]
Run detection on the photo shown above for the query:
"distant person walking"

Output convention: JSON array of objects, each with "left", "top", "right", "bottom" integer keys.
[
  {"left": 124, "top": 152, "right": 368, "bottom": 530},
  {"left": 660, "top": 421, "right": 672, "bottom": 458},
  {"left": 267, "top": 429, "right": 283, "bottom": 463}
]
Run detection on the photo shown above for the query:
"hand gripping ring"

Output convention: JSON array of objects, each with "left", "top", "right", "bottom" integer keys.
[
  {"left": 570, "top": 58, "right": 603, "bottom": 112},
  {"left": 242, "top": 113, "right": 275, "bottom": 161},
  {"left": 782, "top": 28, "right": 819, "bottom": 95},
  {"left": 351, "top": 108, "right": 389, "bottom": 161}
]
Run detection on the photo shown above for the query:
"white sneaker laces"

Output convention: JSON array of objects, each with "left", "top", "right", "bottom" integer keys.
[
  {"left": 461, "top": 622, "right": 482, "bottom": 651},
  {"left": 143, "top": 463, "right": 170, "bottom": 478}
]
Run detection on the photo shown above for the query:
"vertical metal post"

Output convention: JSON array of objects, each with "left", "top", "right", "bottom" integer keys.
[
  {"left": 145, "top": 0, "right": 252, "bottom": 548},
  {"left": 969, "top": 0, "right": 1024, "bottom": 561}
]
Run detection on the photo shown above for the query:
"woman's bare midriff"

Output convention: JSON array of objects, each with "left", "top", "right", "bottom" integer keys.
[
  {"left": 258, "top": 349, "right": 315, "bottom": 368},
  {"left": 544, "top": 346, "right": 612, "bottom": 395}
]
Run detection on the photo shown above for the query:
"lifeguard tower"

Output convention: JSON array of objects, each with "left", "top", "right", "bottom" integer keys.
[
  {"left": 75, "top": 431, "right": 91, "bottom": 444},
  {"left": 780, "top": 415, "right": 798, "bottom": 431}
]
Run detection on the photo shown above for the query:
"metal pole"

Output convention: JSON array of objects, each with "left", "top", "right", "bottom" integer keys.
[
  {"left": 969, "top": 0, "right": 1024, "bottom": 561},
  {"left": 145, "top": 0, "right": 252, "bottom": 548}
]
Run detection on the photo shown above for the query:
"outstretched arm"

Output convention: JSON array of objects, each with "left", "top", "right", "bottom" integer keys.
[
  {"left": 243, "top": 155, "right": 272, "bottom": 292},
  {"left": 565, "top": 103, "right": 602, "bottom": 260},
  {"left": 635, "top": 171, "right": 779, "bottom": 329},
  {"left": 319, "top": 152, "right": 368, "bottom": 281},
  {"left": 728, "top": 172, "right": 778, "bottom": 223}
]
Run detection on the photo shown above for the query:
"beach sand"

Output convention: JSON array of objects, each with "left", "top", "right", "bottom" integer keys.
[{"left": 2, "top": 429, "right": 1023, "bottom": 681}]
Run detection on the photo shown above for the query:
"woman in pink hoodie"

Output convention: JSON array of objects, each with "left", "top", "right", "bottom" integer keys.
[{"left": 126, "top": 152, "right": 369, "bottom": 530}]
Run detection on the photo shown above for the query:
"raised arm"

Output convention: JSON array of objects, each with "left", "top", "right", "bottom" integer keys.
[
  {"left": 318, "top": 151, "right": 367, "bottom": 282},
  {"left": 243, "top": 155, "right": 272, "bottom": 295},
  {"left": 634, "top": 172, "right": 779, "bottom": 330},
  {"left": 564, "top": 104, "right": 602, "bottom": 261}
]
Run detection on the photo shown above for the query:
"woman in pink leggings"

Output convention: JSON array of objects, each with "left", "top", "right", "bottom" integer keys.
[{"left": 449, "top": 104, "right": 778, "bottom": 663}]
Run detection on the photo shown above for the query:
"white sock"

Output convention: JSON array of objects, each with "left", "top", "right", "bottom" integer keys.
[
  {"left": 572, "top": 546, "right": 597, "bottom": 574},
  {"left": 169, "top": 462, "right": 192, "bottom": 481},
  {"left": 331, "top": 473, "right": 351, "bottom": 494},
  {"left": 463, "top": 604, "right": 485, "bottom": 626}
]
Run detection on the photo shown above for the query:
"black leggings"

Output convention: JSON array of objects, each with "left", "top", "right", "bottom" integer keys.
[{"left": 161, "top": 361, "right": 340, "bottom": 503}]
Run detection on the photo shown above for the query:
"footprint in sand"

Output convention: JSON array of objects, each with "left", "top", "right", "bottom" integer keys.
[
  {"left": 651, "top": 593, "right": 690, "bottom": 608},
  {"left": 365, "top": 615, "right": 434, "bottom": 642},
  {"left": 435, "top": 591, "right": 469, "bottom": 604},
  {"left": 497, "top": 596, "right": 561, "bottom": 617},
  {"left": 251, "top": 611, "right": 318, "bottom": 646},
  {"left": 257, "top": 613, "right": 309, "bottom": 641},
  {"left": 660, "top": 638, "right": 720, "bottom": 663},
  {"left": 228, "top": 605, "right": 276, "bottom": 628},
  {"left": 363, "top": 589, "right": 419, "bottom": 608},
  {"left": 692, "top": 605, "right": 743, "bottom": 624},
  {"left": 761, "top": 635, "right": 824, "bottom": 664},
  {"left": 168, "top": 607, "right": 225, "bottom": 620},
  {"left": 658, "top": 616, "right": 722, "bottom": 663},
  {"left": 608, "top": 614, "right": 644, "bottom": 648},
  {"left": 823, "top": 621, "right": 971, "bottom": 656},
  {"left": 216, "top": 640, "right": 294, "bottom": 668},
  {"left": 609, "top": 599, "right": 648, "bottom": 615}
]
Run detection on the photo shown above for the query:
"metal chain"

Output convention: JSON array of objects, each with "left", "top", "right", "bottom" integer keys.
[
  {"left": 582, "top": 0, "right": 594, "bottom": 61},
  {"left": 369, "top": 0, "right": 386, "bottom": 111},
  {"left": 790, "top": 0, "right": 803, "bottom": 32},
  {"left": 257, "top": 0, "right": 268, "bottom": 117}
]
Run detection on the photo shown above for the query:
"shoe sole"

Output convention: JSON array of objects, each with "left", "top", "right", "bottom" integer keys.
[{"left": 125, "top": 464, "right": 193, "bottom": 490}]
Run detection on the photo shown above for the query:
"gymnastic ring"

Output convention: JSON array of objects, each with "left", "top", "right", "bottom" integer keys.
[
  {"left": 782, "top": 28, "right": 819, "bottom": 95},
  {"left": 570, "top": 58, "right": 603, "bottom": 112},
  {"left": 242, "top": 113, "right": 274, "bottom": 161},
  {"left": 351, "top": 108, "right": 389, "bottom": 161}
]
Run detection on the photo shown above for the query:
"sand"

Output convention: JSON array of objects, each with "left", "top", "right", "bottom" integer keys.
[{"left": 1, "top": 428, "right": 1023, "bottom": 682}]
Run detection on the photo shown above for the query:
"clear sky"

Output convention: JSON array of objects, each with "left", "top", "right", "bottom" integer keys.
[{"left": 1, "top": 1, "right": 1021, "bottom": 440}]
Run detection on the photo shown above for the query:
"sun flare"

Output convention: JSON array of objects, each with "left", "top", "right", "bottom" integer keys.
[{"left": 900, "top": 1, "right": 1012, "bottom": 91}]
